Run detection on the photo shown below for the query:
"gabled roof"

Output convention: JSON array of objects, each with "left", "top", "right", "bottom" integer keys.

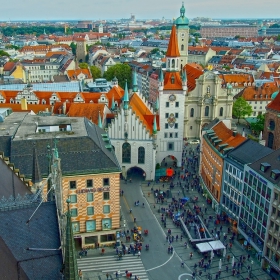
[
  {"left": 129, "top": 93, "right": 159, "bottom": 135},
  {"left": 266, "top": 89, "right": 280, "bottom": 111},
  {"left": 184, "top": 63, "right": 204, "bottom": 92},
  {"left": 3, "top": 62, "right": 16, "bottom": 71},
  {"left": 68, "top": 103, "right": 105, "bottom": 124},
  {"left": 212, "top": 121, "right": 246, "bottom": 149},
  {"left": 164, "top": 72, "right": 182, "bottom": 90},
  {"left": 67, "top": 68, "right": 92, "bottom": 80},
  {"left": 165, "top": 25, "right": 180, "bottom": 57}
]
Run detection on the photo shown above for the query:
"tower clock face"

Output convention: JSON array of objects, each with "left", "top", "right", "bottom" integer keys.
[{"left": 169, "top": 94, "right": 176, "bottom": 102}]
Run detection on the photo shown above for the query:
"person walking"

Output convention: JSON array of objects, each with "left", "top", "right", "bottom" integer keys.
[
  {"left": 78, "top": 269, "right": 83, "bottom": 280},
  {"left": 137, "top": 251, "right": 141, "bottom": 258}
]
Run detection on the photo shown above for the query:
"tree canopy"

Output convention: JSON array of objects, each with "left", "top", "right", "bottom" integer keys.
[
  {"left": 250, "top": 114, "right": 265, "bottom": 134},
  {"left": 70, "top": 42, "right": 77, "bottom": 55},
  {"left": 0, "top": 50, "right": 10, "bottom": 57},
  {"left": 232, "top": 97, "right": 253, "bottom": 123},
  {"left": 89, "top": 66, "right": 101, "bottom": 80},
  {"left": 103, "top": 64, "right": 132, "bottom": 89},
  {"left": 79, "top": 63, "right": 89, "bottom": 69}
]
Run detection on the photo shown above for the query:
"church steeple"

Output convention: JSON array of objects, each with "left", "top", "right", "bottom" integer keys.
[
  {"left": 166, "top": 25, "right": 180, "bottom": 60},
  {"left": 123, "top": 80, "right": 129, "bottom": 110}
]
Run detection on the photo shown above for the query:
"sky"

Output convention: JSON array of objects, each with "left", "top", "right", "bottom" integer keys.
[{"left": 1, "top": 0, "right": 280, "bottom": 21}]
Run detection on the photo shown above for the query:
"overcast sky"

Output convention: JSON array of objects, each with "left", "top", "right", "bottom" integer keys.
[{"left": 1, "top": 0, "right": 280, "bottom": 21}]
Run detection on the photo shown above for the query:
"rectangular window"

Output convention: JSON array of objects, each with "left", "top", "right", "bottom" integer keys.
[
  {"left": 69, "top": 195, "right": 77, "bottom": 203},
  {"left": 103, "top": 205, "right": 110, "bottom": 214},
  {"left": 72, "top": 222, "right": 80, "bottom": 233},
  {"left": 103, "top": 178, "right": 110, "bottom": 186},
  {"left": 175, "top": 113, "right": 179, "bottom": 118},
  {"left": 71, "top": 208, "right": 78, "bottom": 217},
  {"left": 165, "top": 123, "right": 168, "bottom": 129},
  {"left": 167, "top": 142, "right": 174, "bottom": 151},
  {"left": 164, "top": 133, "right": 168, "bottom": 138},
  {"left": 166, "top": 102, "right": 169, "bottom": 107},
  {"left": 175, "top": 133, "right": 178, "bottom": 138},
  {"left": 103, "top": 192, "right": 110, "bottom": 200},
  {"left": 102, "top": 218, "right": 112, "bottom": 230},
  {"left": 165, "top": 113, "right": 169, "bottom": 118},
  {"left": 169, "top": 133, "right": 173, "bottom": 138},
  {"left": 87, "top": 206, "right": 94, "bottom": 215},
  {"left": 86, "top": 220, "right": 96, "bottom": 232},
  {"left": 69, "top": 181, "right": 76, "bottom": 189},
  {"left": 87, "top": 193, "right": 94, "bottom": 202},
  {"left": 175, "top": 123, "right": 178, "bottom": 129},
  {"left": 175, "top": 102, "right": 179, "bottom": 107},
  {"left": 86, "top": 179, "right": 93, "bottom": 188}
]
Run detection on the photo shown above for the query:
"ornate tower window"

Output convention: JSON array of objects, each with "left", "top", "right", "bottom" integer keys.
[{"left": 205, "top": 106, "right": 209, "bottom": 117}]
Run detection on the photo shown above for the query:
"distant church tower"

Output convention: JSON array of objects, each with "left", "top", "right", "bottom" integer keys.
[
  {"left": 175, "top": 2, "right": 190, "bottom": 69},
  {"left": 76, "top": 38, "right": 87, "bottom": 63},
  {"left": 99, "top": 23, "right": 103, "bottom": 34},
  {"left": 157, "top": 24, "right": 187, "bottom": 167}
]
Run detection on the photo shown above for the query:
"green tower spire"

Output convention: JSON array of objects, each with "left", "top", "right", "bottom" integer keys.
[
  {"left": 123, "top": 80, "right": 129, "bottom": 110},
  {"left": 111, "top": 94, "right": 115, "bottom": 111},
  {"left": 98, "top": 112, "right": 102, "bottom": 128},
  {"left": 159, "top": 68, "right": 164, "bottom": 83},
  {"left": 132, "top": 69, "right": 138, "bottom": 92},
  {"left": 63, "top": 199, "right": 79, "bottom": 280},
  {"left": 153, "top": 115, "right": 157, "bottom": 134}
]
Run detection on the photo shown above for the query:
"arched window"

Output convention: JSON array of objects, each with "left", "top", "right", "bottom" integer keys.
[
  {"left": 268, "top": 132, "right": 274, "bottom": 149},
  {"left": 269, "top": 120, "right": 275, "bottom": 130},
  {"left": 219, "top": 107, "right": 224, "bottom": 117},
  {"left": 138, "top": 147, "right": 145, "bottom": 164},
  {"left": 205, "top": 106, "right": 209, "bottom": 117},
  {"left": 190, "top": 108, "right": 194, "bottom": 117},
  {"left": 122, "top": 143, "right": 131, "bottom": 163},
  {"left": 207, "top": 86, "right": 210, "bottom": 93},
  {"left": 172, "top": 59, "right": 175, "bottom": 68},
  {"left": 181, "top": 44, "right": 184, "bottom": 51}
]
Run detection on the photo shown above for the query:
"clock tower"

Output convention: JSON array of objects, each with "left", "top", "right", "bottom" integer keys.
[
  {"left": 157, "top": 24, "right": 187, "bottom": 167},
  {"left": 175, "top": 2, "right": 190, "bottom": 68}
]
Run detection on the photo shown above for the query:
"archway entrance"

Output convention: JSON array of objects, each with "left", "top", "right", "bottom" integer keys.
[
  {"left": 127, "top": 166, "right": 146, "bottom": 181},
  {"left": 161, "top": 155, "right": 178, "bottom": 168}
]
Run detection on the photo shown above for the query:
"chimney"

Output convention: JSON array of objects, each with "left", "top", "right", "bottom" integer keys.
[{"left": 21, "top": 98, "right": 28, "bottom": 110}]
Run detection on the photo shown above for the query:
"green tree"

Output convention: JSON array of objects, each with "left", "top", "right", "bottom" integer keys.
[
  {"left": 277, "top": 35, "right": 280, "bottom": 42},
  {"left": 89, "top": 66, "right": 101, "bottom": 80},
  {"left": 103, "top": 64, "right": 132, "bottom": 89},
  {"left": 0, "top": 50, "right": 10, "bottom": 57},
  {"left": 232, "top": 97, "right": 253, "bottom": 124},
  {"left": 79, "top": 63, "right": 89, "bottom": 69},
  {"left": 250, "top": 114, "right": 265, "bottom": 134},
  {"left": 70, "top": 42, "right": 77, "bottom": 56},
  {"left": 5, "top": 44, "right": 20, "bottom": 50},
  {"left": 150, "top": 48, "right": 160, "bottom": 54}
]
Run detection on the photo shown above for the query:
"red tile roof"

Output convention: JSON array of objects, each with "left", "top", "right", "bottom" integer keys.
[
  {"left": 184, "top": 64, "right": 204, "bottom": 92},
  {"left": 3, "top": 62, "right": 16, "bottom": 71},
  {"left": 266, "top": 89, "right": 280, "bottom": 112},
  {"left": 164, "top": 72, "right": 182, "bottom": 90}
]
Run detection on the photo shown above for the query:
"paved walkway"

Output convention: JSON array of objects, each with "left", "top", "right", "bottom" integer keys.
[{"left": 140, "top": 144, "right": 272, "bottom": 280}]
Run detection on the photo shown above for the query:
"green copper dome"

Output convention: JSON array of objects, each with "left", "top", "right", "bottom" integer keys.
[{"left": 175, "top": 2, "right": 189, "bottom": 27}]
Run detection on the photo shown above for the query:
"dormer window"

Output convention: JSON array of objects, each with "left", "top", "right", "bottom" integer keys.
[
  {"left": 271, "top": 169, "right": 280, "bottom": 180},
  {"left": 260, "top": 162, "right": 271, "bottom": 172},
  {"left": 254, "top": 94, "right": 257, "bottom": 99}
]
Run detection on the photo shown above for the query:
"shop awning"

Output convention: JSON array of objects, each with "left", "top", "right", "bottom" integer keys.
[
  {"left": 209, "top": 240, "right": 226, "bottom": 251},
  {"left": 196, "top": 242, "right": 213, "bottom": 253}
]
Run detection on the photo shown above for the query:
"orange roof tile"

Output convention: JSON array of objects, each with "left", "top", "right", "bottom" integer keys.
[
  {"left": 0, "top": 103, "right": 51, "bottom": 113},
  {"left": 212, "top": 121, "right": 246, "bottom": 148},
  {"left": 3, "top": 62, "right": 16, "bottom": 71},
  {"left": 129, "top": 93, "right": 159, "bottom": 135},
  {"left": 219, "top": 74, "right": 254, "bottom": 86},
  {"left": 68, "top": 103, "right": 105, "bottom": 124},
  {"left": 67, "top": 69, "right": 92, "bottom": 80},
  {"left": 266, "top": 89, "right": 280, "bottom": 112},
  {"left": 164, "top": 72, "right": 182, "bottom": 90},
  {"left": 166, "top": 25, "right": 180, "bottom": 57},
  {"left": 183, "top": 64, "right": 204, "bottom": 92}
]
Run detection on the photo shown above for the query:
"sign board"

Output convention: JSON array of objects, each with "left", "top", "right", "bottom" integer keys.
[{"left": 77, "top": 187, "right": 110, "bottom": 194}]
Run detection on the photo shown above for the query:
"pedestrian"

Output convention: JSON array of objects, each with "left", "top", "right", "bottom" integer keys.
[
  {"left": 78, "top": 269, "right": 83, "bottom": 280},
  {"left": 181, "top": 261, "right": 184, "bottom": 268},
  {"left": 227, "top": 255, "right": 230, "bottom": 263},
  {"left": 134, "top": 217, "right": 136, "bottom": 223},
  {"left": 106, "top": 273, "right": 109, "bottom": 280},
  {"left": 115, "top": 271, "right": 118, "bottom": 279},
  {"left": 190, "top": 252, "right": 193, "bottom": 259},
  {"left": 226, "top": 265, "right": 228, "bottom": 272},
  {"left": 137, "top": 251, "right": 141, "bottom": 258}
]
